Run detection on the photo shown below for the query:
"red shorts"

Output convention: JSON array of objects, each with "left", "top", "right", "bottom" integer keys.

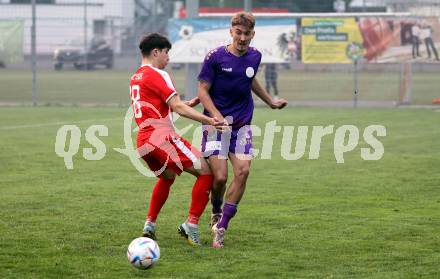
[{"left": 137, "top": 134, "right": 202, "bottom": 176}]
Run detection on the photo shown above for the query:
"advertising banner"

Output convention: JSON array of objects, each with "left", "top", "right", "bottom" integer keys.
[
  {"left": 167, "top": 18, "right": 298, "bottom": 63},
  {"left": 301, "top": 17, "right": 363, "bottom": 64},
  {"left": 0, "top": 20, "right": 24, "bottom": 64},
  {"left": 301, "top": 16, "right": 440, "bottom": 64}
]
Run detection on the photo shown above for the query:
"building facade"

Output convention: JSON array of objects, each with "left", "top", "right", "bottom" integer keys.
[{"left": 0, "top": 0, "right": 135, "bottom": 54}]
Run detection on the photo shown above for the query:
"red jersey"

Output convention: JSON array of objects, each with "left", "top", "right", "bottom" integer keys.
[
  {"left": 129, "top": 64, "right": 201, "bottom": 176},
  {"left": 129, "top": 64, "right": 177, "bottom": 139}
]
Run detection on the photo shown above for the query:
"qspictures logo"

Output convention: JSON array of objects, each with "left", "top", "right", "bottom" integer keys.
[{"left": 54, "top": 104, "right": 387, "bottom": 177}]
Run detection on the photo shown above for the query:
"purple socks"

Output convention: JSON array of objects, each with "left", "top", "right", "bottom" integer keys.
[{"left": 217, "top": 202, "right": 237, "bottom": 230}]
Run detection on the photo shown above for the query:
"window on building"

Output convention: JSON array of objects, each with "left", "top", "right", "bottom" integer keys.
[{"left": 11, "top": 0, "right": 55, "bottom": 4}]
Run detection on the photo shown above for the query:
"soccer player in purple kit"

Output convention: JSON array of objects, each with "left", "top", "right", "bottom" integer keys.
[{"left": 198, "top": 12, "right": 288, "bottom": 248}]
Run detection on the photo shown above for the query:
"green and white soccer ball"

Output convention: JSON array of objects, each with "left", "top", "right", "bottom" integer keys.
[{"left": 127, "top": 237, "right": 160, "bottom": 269}]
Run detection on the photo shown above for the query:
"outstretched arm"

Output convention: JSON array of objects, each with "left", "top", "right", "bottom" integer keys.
[
  {"left": 251, "top": 78, "right": 288, "bottom": 109},
  {"left": 184, "top": 97, "right": 200, "bottom": 107},
  {"left": 168, "top": 94, "right": 225, "bottom": 130}
]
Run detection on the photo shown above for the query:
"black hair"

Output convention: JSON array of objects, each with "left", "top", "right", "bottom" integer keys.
[{"left": 139, "top": 33, "right": 172, "bottom": 57}]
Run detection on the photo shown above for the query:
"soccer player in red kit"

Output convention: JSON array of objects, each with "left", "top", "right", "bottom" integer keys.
[{"left": 130, "top": 33, "right": 225, "bottom": 246}]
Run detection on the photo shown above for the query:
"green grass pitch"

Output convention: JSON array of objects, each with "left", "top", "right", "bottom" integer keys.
[
  {"left": 1, "top": 106, "right": 439, "bottom": 278},
  {"left": 1, "top": 69, "right": 440, "bottom": 105}
]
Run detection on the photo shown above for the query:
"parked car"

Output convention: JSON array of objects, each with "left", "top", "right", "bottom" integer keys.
[{"left": 53, "top": 37, "right": 113, "bottom": 70}]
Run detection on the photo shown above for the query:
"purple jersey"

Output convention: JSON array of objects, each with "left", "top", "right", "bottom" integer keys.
[{"left": 198, "top": 46, "right": 262, "bottom": 128}]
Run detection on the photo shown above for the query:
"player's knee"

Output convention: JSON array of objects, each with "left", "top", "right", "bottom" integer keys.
[
  {"left": 213, "top": 172, "right": 227, "bottom": 186},
  {"left": 160, "top": 172, "right": 176, "bottom": 180},
  {"left": 235, "top": 166, "right": 250, "bottom": 179}
]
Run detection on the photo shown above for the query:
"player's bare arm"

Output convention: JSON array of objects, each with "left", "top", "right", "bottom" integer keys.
[
  {"left": 198, "top": 80, "right": 228, "bottom": 123},
  {"left": 184, "top": 97, "right": 200, "bottom": 107},
  {"left": 251, "top": 78, "right": 288, "bottom": 109},
  {"left": 168, "top": 94, "right": 226, "bottom": 130}
]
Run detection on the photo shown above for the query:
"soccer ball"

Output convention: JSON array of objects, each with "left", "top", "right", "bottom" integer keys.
[{"left": 127, "top": 237, "right": 160, "bottom": 269}]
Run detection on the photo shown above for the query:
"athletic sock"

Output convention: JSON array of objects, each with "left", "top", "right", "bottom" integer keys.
[
  {"left": 217, "top": 202, "right": 237, "bottom": 230},
  {"left": 146, "top": 177, "right": 175, "bottom": 223},
  {"left": 187, "top": 174, "right": 213, "bottom": 225},
  {"left": 211, "top": 197, "right": 223, "bottom": 214}
]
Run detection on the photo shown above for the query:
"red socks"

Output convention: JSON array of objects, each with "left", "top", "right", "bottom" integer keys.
[
  {"left": 146, "top": 174, "right": 213, "bottom": 225},
  {"left": 188, "top": 175, "right": 214, "bottom": 225},
  {"left": 146, "top": 177, "right": 175, "bottom": 223}
]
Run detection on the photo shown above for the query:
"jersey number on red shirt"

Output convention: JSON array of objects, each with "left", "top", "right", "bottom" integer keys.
[{"left": 130, "top": 84, "right": 142, "bottom": 118}]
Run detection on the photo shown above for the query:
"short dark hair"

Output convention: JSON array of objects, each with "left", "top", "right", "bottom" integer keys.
[
  {"left": 231, "top": 12, "right": 255, "bottom": 29},
  {"left": 139, "top": 33, "right": 172, "bottom": 57}
]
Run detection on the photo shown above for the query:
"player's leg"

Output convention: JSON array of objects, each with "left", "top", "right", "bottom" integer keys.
[
  {"left": 184, "top": 157, "right": 214, "bottom": 225},
  {"left": 142, "top": 168, "right": 176, "bottom": 239},
  {"left": 225, "top": 154, "right": 251, "bottom": 203},
  {"left": 177, "top": 158, "right": 214, "bottom": 246},
  {"left": 207, "top": 156, "right": 228, "bottom": 227},
  {"left": 213, "top": 154, "right": 252, "bottom": 248},
  {"left": 200, "top": 125, "right": 230, "bottom": 228}
]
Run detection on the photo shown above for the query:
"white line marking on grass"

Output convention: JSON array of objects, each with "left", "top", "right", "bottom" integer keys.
[{"left": 0, "top": 117, "right": 122, "bottom": 130}]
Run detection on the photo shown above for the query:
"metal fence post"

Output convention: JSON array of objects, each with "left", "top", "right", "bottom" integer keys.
[
  {"left": 244, "top": 0, "right": 252, "bottom": 12},
  {"left": 399, "top": 62, "right": 413, "bottom": 105},
  {"left": 408, "top": 62, "right": 413, "bottom": 104},
  {"left": 184, "top": 0, "right": 199, "bottom": 100},
  {"left": 31, "top": 0, "right": 37, "bottom": 106},
  {"left": 353, "top": 60, "right": 358, "bottom": 108},
  {"left": 84, "top": 0, "right": 88, "bottom": 70}
]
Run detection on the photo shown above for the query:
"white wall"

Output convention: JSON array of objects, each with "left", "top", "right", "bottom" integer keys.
[{"left": 0, "top": 0, "right": 134, "bottom": 54}]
